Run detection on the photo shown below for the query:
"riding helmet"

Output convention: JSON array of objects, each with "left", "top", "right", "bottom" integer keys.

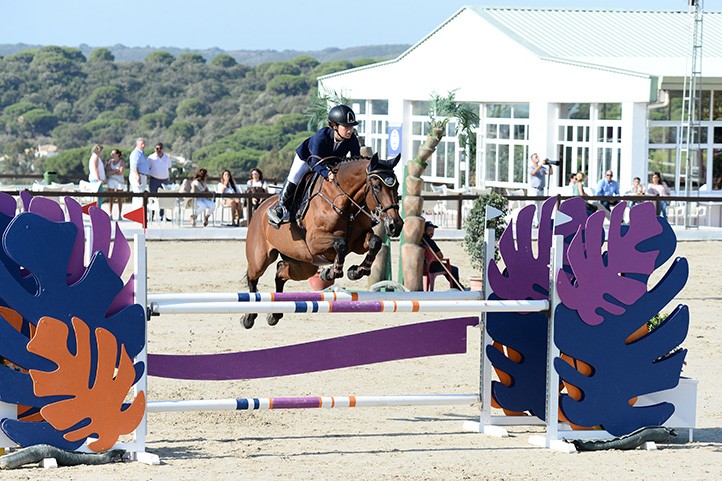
[{"left": 328, "top": 105, "right": 358, "bottom": 126}]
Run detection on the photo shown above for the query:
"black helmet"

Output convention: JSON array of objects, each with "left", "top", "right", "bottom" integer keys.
[{"left": 328, "top": 104, "right": 358, "bottom": 126}]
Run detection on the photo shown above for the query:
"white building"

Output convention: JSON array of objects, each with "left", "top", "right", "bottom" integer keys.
[{"left": 318, "top": 6, "right": 722, "bottom": 195}]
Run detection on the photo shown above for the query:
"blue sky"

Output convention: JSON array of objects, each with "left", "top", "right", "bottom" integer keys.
[{"left": 1, "top": 1, "right": 718, "bottom": 51}]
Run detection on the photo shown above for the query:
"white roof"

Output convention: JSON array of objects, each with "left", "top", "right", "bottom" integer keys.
[
  {"left": 470, "top": 7, "right": 722, "bottom": 77},
  {"left": 320, "top": 6, "right": 722, "bottom": 94}
]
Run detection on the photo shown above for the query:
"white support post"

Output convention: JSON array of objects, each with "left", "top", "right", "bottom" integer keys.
[
  {"left": 528, "top": 233, "right": 575, "bottom": 452},
  {"left": 127, "top": 234, "right": 155, "bottom": 462}
]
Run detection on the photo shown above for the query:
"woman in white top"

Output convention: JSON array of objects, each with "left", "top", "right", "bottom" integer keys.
[
  {"left": 88, "top": 144, "right": 106, "bottom": 183},
  {"left": 645, "top": 171, "right": 671, "bottom": 219},
  {"left": 216, "top": 169, "right": 243, "bottom": 226},
  {"left": 87, "top": 144, "right": 106, "bottom": 206},
  {"left": 190, "top": 168, "right": 215, "bottom": 227},
  {"left": 105, "top": 148, "right": 125, "bottom": 220},
  {"left": 246, "top": 167, "right": 268, "bottom": 213}
]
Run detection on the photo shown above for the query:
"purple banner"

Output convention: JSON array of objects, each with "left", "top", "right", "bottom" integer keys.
[{"left": 148, "top": 317, "right": 479, "bottom": 380}]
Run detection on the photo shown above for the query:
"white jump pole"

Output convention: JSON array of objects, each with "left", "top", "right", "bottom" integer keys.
[
  {"left": 147, "top": 394, "right": 480, "bottom": 413},
  {"left": 150, "top": 299, "right": 549, "bottom": 315},
  {"left": 148, "top": 290, "right": 486, "bottom": 304}
]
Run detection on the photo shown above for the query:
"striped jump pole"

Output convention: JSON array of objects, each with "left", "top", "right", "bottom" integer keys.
[
  {"left": 150, "top": 299, "right": 549, "bottom": 315},
  {"left": 148, "top": 290, "right": 485, "bottom": 304},
  {"left": 147, "top": 394, "right": 480, "bottom": 413}
]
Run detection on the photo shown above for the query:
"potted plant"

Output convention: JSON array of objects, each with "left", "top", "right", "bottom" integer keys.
[{"left": 463, "top": 192, "right": 508, "bottom": 290}]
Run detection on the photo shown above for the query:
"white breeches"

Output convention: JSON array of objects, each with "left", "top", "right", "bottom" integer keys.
[{"left": 287, "top": 154, "right": 310, "bottom": 184}]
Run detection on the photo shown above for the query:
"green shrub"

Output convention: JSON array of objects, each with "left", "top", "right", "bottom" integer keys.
[{"left": 463, "top": 192, "right": 508, "bottom": 270}]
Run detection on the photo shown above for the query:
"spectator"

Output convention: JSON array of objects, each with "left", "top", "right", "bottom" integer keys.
[
  {"left": 190, "top": 168, "right": 215, "bottom": 227},
  {"left": 528, "top": 153, "right": 552, "bottom": 197},
  {"left": 626, "top": 176, "right": 645, "bottom": 196},
  {"left": 129, "top": 138, "right": 149, "bottom": 207},
  {"left": 148, "top": 142, "right": 172, "bottom": 220},
  {"left": 87, "top": 144, "right": 106, "bottom": 206},
  {"left": 646, "top": 171, "right": 671, "bottom": 219},
  {"left": 595, "top": 170, "right": 620, "bottom": 210},
  {"left": 217, "top": 169, "right": 243, "bottom": 226},
  {"left": 106, "top": 148, "right": 125, "bottom": 220},
  {"left": 421, "top": 220, "right": 461, "bottom": 290},
  {"left": 572, "top": 172, "right": 598, "bottom": 213},
  {"left": 246, "top": 167, "right": 269, "bottom": 213}
]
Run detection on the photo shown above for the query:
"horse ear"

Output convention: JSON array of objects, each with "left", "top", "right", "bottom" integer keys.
[
  {"left": 391, "top": 154, "right": 401, "bottom": 168},
  {"left": 370, "top": 152, "right": 380, "bottom": 170}
]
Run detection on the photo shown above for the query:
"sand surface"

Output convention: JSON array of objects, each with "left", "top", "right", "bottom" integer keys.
[{"left": 1, "top": 239, "right": 720, "bottom": 480}]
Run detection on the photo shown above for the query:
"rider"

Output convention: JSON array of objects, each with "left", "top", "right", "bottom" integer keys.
[{"left": 267, "top": 104, "right": 361, "bottom": 228}]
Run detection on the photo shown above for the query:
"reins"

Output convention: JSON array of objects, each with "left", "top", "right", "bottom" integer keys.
[{"left": 310, "top": 157, "right": 398, "bottom": 225}]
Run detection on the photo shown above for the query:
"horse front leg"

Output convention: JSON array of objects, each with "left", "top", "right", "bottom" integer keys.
[
  {"left": 347, "top": 234, "right": 382, "bottom": 281},
  {"left": 242, "top": 270, "right": 259, "bottom": 329},
  {"left": 320, "top": 237, "right": 348, "bottom": 281}
]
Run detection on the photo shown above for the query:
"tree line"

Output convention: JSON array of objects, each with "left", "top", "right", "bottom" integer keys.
[{"left": 0, "top": 46, "right": 379, "bottom": 181}]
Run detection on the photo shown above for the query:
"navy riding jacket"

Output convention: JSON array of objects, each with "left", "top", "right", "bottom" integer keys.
[{"left": 295, "top": 127, "right": 361, "bottom": 178}]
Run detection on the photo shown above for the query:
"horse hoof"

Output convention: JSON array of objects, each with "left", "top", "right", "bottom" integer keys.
[
  {"left": 267, "top": 313, "right": 282, "bottom": 326},
  {"left": 320, "top": 269, "right": 333, "bottom": 282},
  {"left": 347, "top": 267, "right": 366, "bottom": 281},
  {"left": 242, "top": 315, "right": 255, "bottom": 329}
]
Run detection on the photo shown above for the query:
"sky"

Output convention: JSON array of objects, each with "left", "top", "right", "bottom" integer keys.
[{"left": 1, "top": 0, "right": 720, "bottom": 52}]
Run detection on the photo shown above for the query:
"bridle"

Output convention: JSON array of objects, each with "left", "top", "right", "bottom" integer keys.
[{"left": 315, "top": 160, "right": 400, "bottom": 225}]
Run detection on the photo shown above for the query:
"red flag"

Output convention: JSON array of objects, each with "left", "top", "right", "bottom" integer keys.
[
  {"left": 123, "top": 206, "right": 147, "bottom": 228},
  {"left": 81, "top": 202, "right": 97, "bottom": 215}
]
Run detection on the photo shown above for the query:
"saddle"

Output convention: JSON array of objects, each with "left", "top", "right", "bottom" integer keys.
[{"left": 292, "top": 171, "right": 324, "bottom": 230}]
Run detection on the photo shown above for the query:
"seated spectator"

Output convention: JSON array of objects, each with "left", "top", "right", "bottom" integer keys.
[
  {"left": 246, "top": 168, "right": 269, "bottom": 213},
  {"left": 572, "top": 172, "right": 598, "bottom": 213},
  {"left": 421, "top": 220, "right": 461, "bottom": 290},
  {"left": 595, "top": 170, "right": 620, "bottom": 210},
  {"left": 625, "top": 176, "right": 645, "bottom": 207},
  {"left": 626, "top": 176, "right": 645, "bottom": 196},
  {"left": 217, "top": 169, "right": 243, "bottom": 226},
  {"left": 645, "top": 171, "right": 671, "bottom": 219},
  {"left": 190, "top": 168, "right": 215, "bottom": 227}
]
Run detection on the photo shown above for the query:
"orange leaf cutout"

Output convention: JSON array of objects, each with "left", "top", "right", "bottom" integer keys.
[{"left": 27, "top": 316, "right": 145, "bottom": 452}]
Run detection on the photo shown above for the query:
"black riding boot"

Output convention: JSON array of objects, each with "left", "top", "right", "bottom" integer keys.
[{"left": 267, "top": 181, "right": 297, "bottom": 228}]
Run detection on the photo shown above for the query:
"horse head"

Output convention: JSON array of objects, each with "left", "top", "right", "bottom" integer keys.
[{"left": 367, "top": 153, "right": 404, "bottom": 237}]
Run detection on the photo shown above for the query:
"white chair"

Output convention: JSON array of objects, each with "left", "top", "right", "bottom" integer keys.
[{"left": 149, "top": 185, "right": 183, "bottom": 227}]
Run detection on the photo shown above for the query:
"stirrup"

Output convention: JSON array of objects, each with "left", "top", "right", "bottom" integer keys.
[{"left": 267, "top": 204, "right": 288, "bottom": 228}]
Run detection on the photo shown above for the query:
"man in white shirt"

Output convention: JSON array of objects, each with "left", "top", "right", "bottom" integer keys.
[{"left": 148, "top": 142, "right": 172, "bottom": 220}]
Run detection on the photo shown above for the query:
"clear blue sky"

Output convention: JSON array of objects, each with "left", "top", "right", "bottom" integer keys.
[{"left": 1, "top": 1, "right": 718, "bottom": 51}]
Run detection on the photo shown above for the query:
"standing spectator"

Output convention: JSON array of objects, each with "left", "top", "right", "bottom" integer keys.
[
  {"left": 595, "top": 170, "right": 620, "bottom": 211},
  {"left": 646, "top": 171, "right": 671, "bottom": 219},
  {"left": 129, "top": 137, "right": 149, "bottom": 207},
  {"left": 88, "top": 144, "right": 106, "bottom": 207},
  {"left": 528, "top": 153, "right": 552, "bottom": 197},
  {"left": 190, "top": 168, "right": 215, "bottom": 227},
  {"left": 246, "top": 167, "right": 269, "bottom": 213},
  {"left": 217, "top": 169, "right": 243, "bottom": 226},
  {"left": 528, "top": 153, "right": 552, "bottom": 226},
  {"left": 106, "top": 148, "right": 125, "bottom": 220},
  {"left": 148, "top": 142, "right": 172, "bottom": 220}
]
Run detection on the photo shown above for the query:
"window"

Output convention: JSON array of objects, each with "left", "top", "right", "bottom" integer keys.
[{"left": 482, "top": 103, "right": 530, "bottom": 186}]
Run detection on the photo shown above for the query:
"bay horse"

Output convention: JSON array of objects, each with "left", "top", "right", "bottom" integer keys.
[{"left": 243, "top": 153, "right": 404, "bottom": 328}]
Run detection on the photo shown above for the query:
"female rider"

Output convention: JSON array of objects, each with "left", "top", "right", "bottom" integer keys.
[{"left": 267, "top": 104, "right": 361, "bottom": 228}]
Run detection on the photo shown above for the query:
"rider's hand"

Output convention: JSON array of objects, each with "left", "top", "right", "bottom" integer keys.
[{"left": 327, "top": 172, "right": 335, "bottom": 182}]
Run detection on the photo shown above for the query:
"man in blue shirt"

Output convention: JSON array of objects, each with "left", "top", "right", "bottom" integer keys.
[
  {"left": 129, "top": 137, "right": 149, "bottom": 194},
  {"left": 268, "top": 105, "right": 361, "bottom": 228},
  {"left": 595, "top": 170, "right": 620, "bottom": 210}
]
